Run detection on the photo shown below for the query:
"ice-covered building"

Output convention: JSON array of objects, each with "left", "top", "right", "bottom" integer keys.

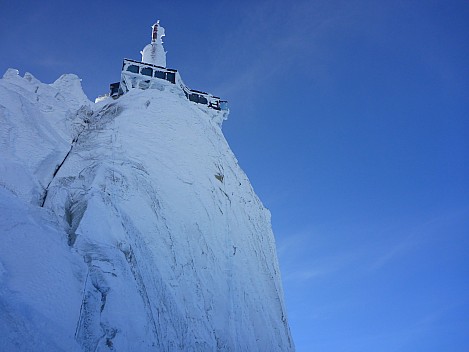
[{"left": 109, "top": 21, "right": 227, "bottom": 111}]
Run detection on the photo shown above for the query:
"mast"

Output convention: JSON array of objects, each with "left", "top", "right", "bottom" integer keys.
[
  {"left": 151, "top": 20, "right": 159, "bottom": 43},
  {"left": 141, "top": 20, "right": 166, "bottom": 67}
]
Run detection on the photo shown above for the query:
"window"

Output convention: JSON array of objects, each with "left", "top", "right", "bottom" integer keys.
[
  {"left": 166, "top": 72, "right": 176, "bottom": 83},
  {"left": 141, "top": 67, "right": 153, "bottom": 77},
  {"left": 154, "top": 70, "right": 165, "bottom": 79},
  {"left": 110, "top": 82, "right": 120, "bottom": 96},
  {"left": 189, "top": 94, "right": 199, "bottom": 103},
  {"left": 198, "top": 96, "right": 208, "bottom": 105},
  {"left": 126, "top": 65, "right": 139, "bottom": 74}
]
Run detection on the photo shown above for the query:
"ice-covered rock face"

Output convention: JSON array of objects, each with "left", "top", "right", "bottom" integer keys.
[
  {"left": 0, "top": 71, "right": 294, "bottom": 351},
  {"left": 0, "top": 69, "right": 91, "bottom": 204}
]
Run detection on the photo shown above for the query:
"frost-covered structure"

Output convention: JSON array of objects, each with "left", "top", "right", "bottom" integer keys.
[
  {"left": 107, "top": 20, "right": 227, "bottom": 112},
  {"left": 0, "top": 63, "right": 294, "bottom": 349},
  {"left": 141, "top": 20, "right": 167, "bottom": 67}
]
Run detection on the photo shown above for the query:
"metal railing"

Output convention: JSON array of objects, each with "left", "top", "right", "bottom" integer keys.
[{"left": 118, "top": 59, "right": 227, "bottom": 111}]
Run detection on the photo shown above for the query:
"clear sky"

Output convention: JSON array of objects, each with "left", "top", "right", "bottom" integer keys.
[{"left": 1, "top": 0, "right": 468, "bottom": 351}]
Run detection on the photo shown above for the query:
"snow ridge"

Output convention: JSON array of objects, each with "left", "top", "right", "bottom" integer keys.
[{"left": 0, "top": 70, "right": 294, "bottom": 351}]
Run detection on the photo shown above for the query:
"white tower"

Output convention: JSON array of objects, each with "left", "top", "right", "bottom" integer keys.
[{"left": 141, "top": 20, "right": 166, "bottom": 67}]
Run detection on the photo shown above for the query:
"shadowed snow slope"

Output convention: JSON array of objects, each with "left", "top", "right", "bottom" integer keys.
[{"left": 0, "top": 70, "right": 294, "bottom": 351}]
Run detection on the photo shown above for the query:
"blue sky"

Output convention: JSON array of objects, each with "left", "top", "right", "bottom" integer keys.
[{"left": 1, "top": 0, "right": 468, "bottom": 350}]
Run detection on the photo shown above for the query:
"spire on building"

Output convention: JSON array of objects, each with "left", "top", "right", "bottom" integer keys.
[{"left": 141, "top": 20, "right": 166, "bottom": 67}]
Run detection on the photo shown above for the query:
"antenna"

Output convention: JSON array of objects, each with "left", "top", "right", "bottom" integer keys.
[{"left": 151, "top": 20, "right": 160, "bottom": 43}]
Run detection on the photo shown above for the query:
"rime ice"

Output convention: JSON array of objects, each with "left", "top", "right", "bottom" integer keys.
[
  {"left": 0, "top": 25, "right": 294, "bottom": 351},
  {"left": 141, "top": 20, "right": 167, "bottom": 68}
]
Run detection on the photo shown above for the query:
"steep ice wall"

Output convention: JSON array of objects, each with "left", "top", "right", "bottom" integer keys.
[
  {"left": 0, "top": 70, "right": 91, "bottom": 351},
  {"left": 0, "top": 71, "right": 294, "bottom": 351},
  {"left": 0, "top": 69, "right": 91, "bottom": 204}
]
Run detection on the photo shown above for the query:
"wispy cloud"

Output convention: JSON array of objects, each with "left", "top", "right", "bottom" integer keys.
[
  {"left": 210, "top": 0, "right": 353, "bottom": 101},
  {"left": 368, "top": 232, "right": 419, "bottom": 272},
  {"left": 282, "top": 251, "right": 359, "bottom": 283},
  {"left": 277, "top": 206, "right": 469, "bottom": 287},
  {"left": 368, "top": 206, "right": 469, "bottom": 272},
  {"left": 277, "top": 229, "right": 365, "bottom": 284}
]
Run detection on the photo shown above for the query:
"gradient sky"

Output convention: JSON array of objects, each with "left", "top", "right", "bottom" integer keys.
[{"left": 1, "top": 1, "right": 468, "bottom": 351}]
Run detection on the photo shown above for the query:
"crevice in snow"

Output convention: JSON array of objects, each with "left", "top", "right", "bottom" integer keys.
[
  {"left": 64, "top": 195, "right": 88, "bottom": 247},
  {"left": 215, "top": 173, "right": 224, "bottom": 183},
  {"left": 40, "top": 106, "right": 93, "bottom": 207},
  {"left": 40, "top": 143, "right": 74, "bottom": 207}
]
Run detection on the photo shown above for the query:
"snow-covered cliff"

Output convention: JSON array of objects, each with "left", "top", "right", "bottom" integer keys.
[{"left": 0, "top": 69, "right": 294, "bottom": 351}]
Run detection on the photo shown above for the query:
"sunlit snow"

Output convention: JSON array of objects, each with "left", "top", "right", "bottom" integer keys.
[{"left": 0, "top": 69, "right": 294, "bottom": 351}]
